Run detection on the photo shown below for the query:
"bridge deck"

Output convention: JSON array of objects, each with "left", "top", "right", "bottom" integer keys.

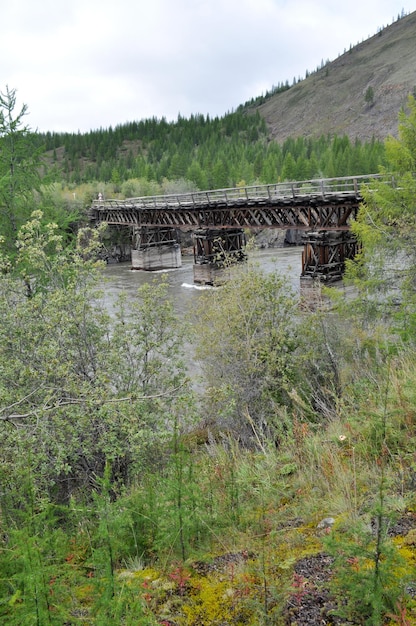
[{"left": 90, "top": 174, "right": 382, "bottom": 230}]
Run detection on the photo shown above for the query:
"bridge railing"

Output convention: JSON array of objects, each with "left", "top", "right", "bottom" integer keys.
[{"left": 92, "top": 174, "right": 387, "bottom": 210}]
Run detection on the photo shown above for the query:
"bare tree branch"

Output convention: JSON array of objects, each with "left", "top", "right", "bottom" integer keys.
[{"left": 0, "top": 381, "right": 189, "bottom": 426}]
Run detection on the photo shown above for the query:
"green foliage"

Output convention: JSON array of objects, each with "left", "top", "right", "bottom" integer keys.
[
  {"left": 191, "top": 263, "right": 300, "bottom": 445},
  {"left": 2, "top": 340, "right": 416, "bottom": 624},
  {"left": 318, "top": 349, "right": 416, "bottom": 624},
  {"left": 325, "top": 518, "right": 408, "bottom": 625},
  {"left": 0, "top": 475, "right": 76, "bottom": 626},
  {"left": 365, "top": 85, "right": 375, "bottom": 106},
  {"left": 36, "top": 108, "right": 386, "bottom": 191},
  {"left": 0, "top": 87, "right": 44, "bottom": 254},
  {"left": 348, "top": 95, "right": 416, "bottom": 338},
  {"left": 1, "top": 85, "right": 416, "bottom": 624},
  {"left": 0, "top": 88, "right": 81, "bottom": 258},
  {"left": 0, "top": 213, "right": 192, "bottom": 505}
]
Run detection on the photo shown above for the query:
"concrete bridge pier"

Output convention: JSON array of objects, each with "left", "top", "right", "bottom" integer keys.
[
  {"left": 301, "top": 230, "right": 359, "bottom": 283},
  {"left": 131, "top": 227, "right": 182, "bottom": 270},
  {"left": 193, "top": 228, "right": 247, "bottom": 285}
]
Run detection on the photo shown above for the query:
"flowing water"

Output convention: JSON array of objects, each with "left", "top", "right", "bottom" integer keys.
[
  {"left": 101, "top": 246, "right": 304, "bottom": 318},
  {"left": 101, "top": 246, "right": 305, "bottom": 390}
]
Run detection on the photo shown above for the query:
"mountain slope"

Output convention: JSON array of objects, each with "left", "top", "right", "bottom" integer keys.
[{"left": 255, "top": 10, "right": 416, "bottom": 142}]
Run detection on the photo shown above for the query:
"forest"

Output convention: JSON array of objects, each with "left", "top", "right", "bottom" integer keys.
[
  {"left": 1, "top": 85, "right": 416, "bottom": 625},
  {"left": 36, "top": 107, "right": 386, "bottom": 193}
]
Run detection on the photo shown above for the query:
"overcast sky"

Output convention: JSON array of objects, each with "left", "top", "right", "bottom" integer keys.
[{"left": 2, "top": 0, "right": 413, "bottom": 134}]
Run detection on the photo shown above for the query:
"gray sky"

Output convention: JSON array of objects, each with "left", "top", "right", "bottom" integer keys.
[{"left": 2, "top": 0, "right": 413, "bottom": 133}]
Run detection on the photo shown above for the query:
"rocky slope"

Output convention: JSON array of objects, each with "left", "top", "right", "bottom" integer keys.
[{"left": 255, "top": 10, "right": 416, "bottom": 142}]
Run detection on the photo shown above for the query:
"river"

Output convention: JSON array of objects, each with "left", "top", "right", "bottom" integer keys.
[
  {"left": 101, "top": 246, "right": 305, "bottom": 391},
  {"left": 101, "top": 246, "right": 304, "bottom": 318}
]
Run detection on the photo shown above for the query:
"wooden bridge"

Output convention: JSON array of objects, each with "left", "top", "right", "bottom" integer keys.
[{"left": 89, "top": 174, "right": 382, "bottom": 283}]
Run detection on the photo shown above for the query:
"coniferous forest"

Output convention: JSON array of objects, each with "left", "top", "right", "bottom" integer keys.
[
  {"left": 38, "top": 109, "right": 386, "bottom": 191},
  {"left": 1, "top": 84, "right": 416, "bottom": 625}
]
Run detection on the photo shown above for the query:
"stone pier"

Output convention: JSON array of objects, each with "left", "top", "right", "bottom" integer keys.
[
  {"left": 193, "top": 228, "right": 247, "bottom": 285},
  {"left": 131, "top": 227, "right": 182, "bottom": 270}
]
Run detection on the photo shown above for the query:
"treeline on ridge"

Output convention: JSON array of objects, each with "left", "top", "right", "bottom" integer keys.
[{"left": 37, "top": 109, "right": 386, "bottom": 192}]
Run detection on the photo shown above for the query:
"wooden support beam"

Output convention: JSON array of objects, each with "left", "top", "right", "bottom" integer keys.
[{"left": 301, "top": 231, "right": 359, "bottom": 282}]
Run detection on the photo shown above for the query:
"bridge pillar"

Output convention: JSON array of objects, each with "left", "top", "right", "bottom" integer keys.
[
  {"left": 193, "top": 228, "right": 247, "bottom": 285},
  {"left": 131, "top": 227, "right": 182, "bottom": 271},
  {"left": 301, "top": 230, "right": 359, "bottom": 283}
]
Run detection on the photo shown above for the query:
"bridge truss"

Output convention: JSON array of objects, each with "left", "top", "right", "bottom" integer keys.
[{"left": 89, "top": 175, "right": 380, "bottom": 283}]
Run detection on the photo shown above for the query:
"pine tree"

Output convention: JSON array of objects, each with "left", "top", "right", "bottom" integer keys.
[{"left": 0, "top": 87, "right": 43, "bottom": 254}]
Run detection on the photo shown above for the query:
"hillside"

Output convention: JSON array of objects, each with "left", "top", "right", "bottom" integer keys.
[
  {"left": 38, "top": 12, "right": 415, "bottom": 188},
  {"left": 256, "top": 10, "right": 416, "bottom": 142}
]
